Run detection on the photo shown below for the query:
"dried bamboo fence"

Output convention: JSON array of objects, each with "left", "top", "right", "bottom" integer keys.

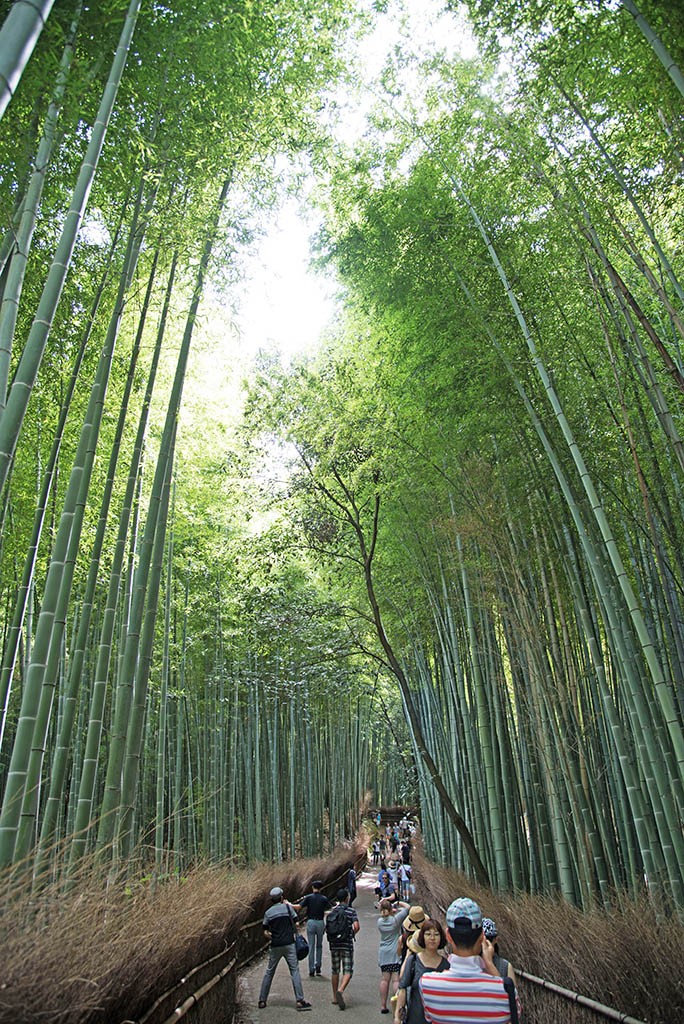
[
  {"left": 122, "top": 854, "right": 366, "bottom": 1024},
  {"left": 413, "top": 856, "right": 655, "bottom": 1024}
]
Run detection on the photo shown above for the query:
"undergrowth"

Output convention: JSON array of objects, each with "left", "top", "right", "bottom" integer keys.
[
  {"left": 414, "top": 852, "right": 684, "bottom": 1024},
  {"left": 0, "top": 843, "right": 359, "bottom": 1024}
]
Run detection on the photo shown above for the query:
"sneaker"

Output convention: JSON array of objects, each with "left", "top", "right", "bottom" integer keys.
[
  {"left": 315, "top": 968, "right": 321, "bottom": 976},
  {"left": 297, "top": 1000, "right": 312, "bottom": 1011},
  {"left": 336, "top": 991, "right": 346, "bottom": 1010}
]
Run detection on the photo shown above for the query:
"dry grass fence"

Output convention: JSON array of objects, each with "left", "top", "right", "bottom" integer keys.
[
  {"left": 0, "top": 843, "right": 364, "bottom": 1024},
  {"left": 412, "top": 851, "right": 684, "bottom": 1024}
]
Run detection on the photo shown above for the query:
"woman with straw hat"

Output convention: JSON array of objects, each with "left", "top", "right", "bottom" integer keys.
[
  {"left": 394, "top": 919, "right": 449, "bottom": 1024},
  {"left": 396, "top": 905, "right": 427, "bottom": 966}
]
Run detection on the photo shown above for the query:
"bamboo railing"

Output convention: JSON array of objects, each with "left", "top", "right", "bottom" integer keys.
[{"left": 124, "top": 854, "right": 366, "bottom": 1024}]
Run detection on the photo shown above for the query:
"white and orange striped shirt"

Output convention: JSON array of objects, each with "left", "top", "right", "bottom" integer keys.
[{"left": 419, "top": 955, "right": 512, "bottom": 1023}]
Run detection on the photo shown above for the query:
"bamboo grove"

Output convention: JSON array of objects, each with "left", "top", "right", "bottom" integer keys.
[
  {"left": 245, "top": 0, "right": 684, "bottom": 912},
  {"left": 0, "top": 0, "right": 683, "bottom": 921},
  {"left": 0, "top": 0, "right": 391, "bottom": 883}
]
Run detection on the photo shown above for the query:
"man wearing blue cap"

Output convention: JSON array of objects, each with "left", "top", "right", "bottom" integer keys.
[
  {"left": 418, "top": 897, "right": 513, "bottom": 1023},
  {"left": 258, "top": 886, "right": 312, "bottom": 1011}
]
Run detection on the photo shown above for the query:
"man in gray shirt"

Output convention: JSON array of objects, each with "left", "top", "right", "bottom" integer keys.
[{"left": 258, "top": 886, "right": 312, "bottom": 1011}]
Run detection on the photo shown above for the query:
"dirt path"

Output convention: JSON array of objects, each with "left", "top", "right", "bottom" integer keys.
[{"left": 237, "top": 870, "right": 399, "bottom": 1022}]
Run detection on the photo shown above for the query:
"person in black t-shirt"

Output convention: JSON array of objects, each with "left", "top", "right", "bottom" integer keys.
[
  {"left": 258, "top": 886, "right": 312, "bottom": 1011},
  {"left": 299, "top": 880, "right": 332, "bottom": 977}
]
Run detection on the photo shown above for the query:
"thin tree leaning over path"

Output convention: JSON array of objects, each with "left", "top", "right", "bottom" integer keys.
[{"left": 299, "top": 449, "right": 491, "bottom": 887}]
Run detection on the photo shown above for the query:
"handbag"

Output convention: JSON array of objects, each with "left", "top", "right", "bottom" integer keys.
[{"left": 295, "top": 932, "right": 309, "bottom": 961}]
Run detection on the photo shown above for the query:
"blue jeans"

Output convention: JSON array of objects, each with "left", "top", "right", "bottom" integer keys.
[
  {"left": 307, "top": 919, "right": 325, "bottom": 973},
  {"left": 259, "top": 943, "right": 304, "bottom": 1003}
]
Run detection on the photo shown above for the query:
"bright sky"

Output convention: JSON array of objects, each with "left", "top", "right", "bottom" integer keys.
[{"left": 231, "top": 0, "right": 477, "bottom": 365}]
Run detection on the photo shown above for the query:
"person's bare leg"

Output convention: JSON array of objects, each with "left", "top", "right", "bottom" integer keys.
[
  {"left": 380, "top": 971, "right": 390, "bottom": 1010},
  {"left": 338, "top": 971, "right": 352, "bottom": 994}
]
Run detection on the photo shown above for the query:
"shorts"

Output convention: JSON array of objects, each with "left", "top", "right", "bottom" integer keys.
[
  {"left": 330, "top": 946, "right": 354, "bottom": 976},
  {"left": 380, "top": 962, "right": 401, "bottom": 974}
]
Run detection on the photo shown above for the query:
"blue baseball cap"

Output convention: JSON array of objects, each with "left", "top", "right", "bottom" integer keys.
[{"left": 446, "top": 897, "right": 483, "bottom": 935}]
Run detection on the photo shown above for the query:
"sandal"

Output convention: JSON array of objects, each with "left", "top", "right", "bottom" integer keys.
[{"left": 296, "top": 1000, "right": 312, "bottom": 1011}]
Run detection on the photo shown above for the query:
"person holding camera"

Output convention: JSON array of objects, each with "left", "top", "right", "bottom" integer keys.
[{"left": 418, "top": 897, "right": 514, "bottom": 1023}]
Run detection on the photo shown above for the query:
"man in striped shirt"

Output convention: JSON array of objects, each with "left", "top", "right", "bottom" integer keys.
[{"left": 419, "top": 897, "right": 514, "bottom": 1023}]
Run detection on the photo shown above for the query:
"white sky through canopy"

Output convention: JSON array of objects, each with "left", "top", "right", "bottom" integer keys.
[{"left": 231, "top": 0, "right": 477, "bottom": 364}]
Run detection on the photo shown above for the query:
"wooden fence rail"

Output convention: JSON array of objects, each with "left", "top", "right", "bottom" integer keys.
[
  {"left": 429, "top": 898, "right": 647, "bottom": 1024},
  {"left": 124, "top": 856, "right": 365, "bottom": 1024}
]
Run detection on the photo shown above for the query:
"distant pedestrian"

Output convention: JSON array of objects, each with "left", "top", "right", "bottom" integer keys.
[
  {"left": 397, "top": 862, "right": 411, "bottom": 900},
  {"left": 258, "top": 886, "right": 312, "bottom": 1012},
  {"left": 326, "top": 887, "right": 359, "bottom": 1010},
  {"left": 299, "top": 879, "right": 332, "bottom": 978},
  {"left": 347, "top": 866, "right": 358, "bottom": 906}
]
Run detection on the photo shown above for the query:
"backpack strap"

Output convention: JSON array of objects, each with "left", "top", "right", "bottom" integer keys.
[
  {"left": 493, "top": 953, "right": 509, "bottom": 978},
  {"left": 503, "top": 977, "right": 519, "bottom": 1024}
]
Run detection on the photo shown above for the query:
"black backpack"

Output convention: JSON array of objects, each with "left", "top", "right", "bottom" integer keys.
[{"left": 325, "top": 904, "right": 353, "bottom": 943}]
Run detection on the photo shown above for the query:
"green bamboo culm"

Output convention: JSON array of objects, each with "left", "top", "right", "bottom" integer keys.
[
  {"left": 0, "top": 0, "right": 56, "bottom": 122},
  {"left": 0, "top": 0, "right": 142, "bottom": 498},
  {"left": 96, "top": 173, "right": 232, "bottom": 860},
  {"left": 1, "top": 175, "right": 150, "bottom": 870},
  {"left": 0, "top": 2, "right": 82, "bottom": 410}
]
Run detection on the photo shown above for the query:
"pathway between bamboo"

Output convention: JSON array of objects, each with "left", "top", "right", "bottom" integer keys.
[{"left": 238, "top": 870, "right": 392, "bottom": 1022}]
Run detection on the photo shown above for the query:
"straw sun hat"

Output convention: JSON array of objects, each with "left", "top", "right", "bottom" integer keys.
[{"left": 402, "top": 905, "right": 427, "bottom": 932}]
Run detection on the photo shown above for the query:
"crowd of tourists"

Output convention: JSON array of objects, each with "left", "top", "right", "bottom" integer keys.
[{"left": 257, "top": 812, "right": 519, "bottom": 1022}]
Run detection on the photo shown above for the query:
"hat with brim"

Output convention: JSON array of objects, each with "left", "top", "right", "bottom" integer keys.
[
  {"left": 403, "top": 905, "right": 426, "bottom": 932},
  {"left": 446, "top": 897, "right": 482, "bottom": 937},
  {"left": 407, "top": 932, "right": 422, "bottom": 954}
]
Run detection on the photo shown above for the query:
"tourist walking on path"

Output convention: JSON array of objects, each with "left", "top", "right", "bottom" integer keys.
[
  {"left": 393, "top": 918, "right": 449, "bottom": 1024},
  {"left": 258, "top": 886, "right": 312, "bottom": 1012},
  {"left": 347, "top": 866, "right": 358, "bottom": 906},
  {"left": 376, "top": 899, "right": 410, "bottom": 1013},
  {"left": 419, "top": 896, "right": 514, "bottom": 1023},
  {"left": 326, "top": 887, "right": 360, "bottom": 1010},
  {"left": 299, "top": 879, "right": 332, "bottom": 978},
  {"left": 375, "top": 869, "right": 398, "bottom": 904}
]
